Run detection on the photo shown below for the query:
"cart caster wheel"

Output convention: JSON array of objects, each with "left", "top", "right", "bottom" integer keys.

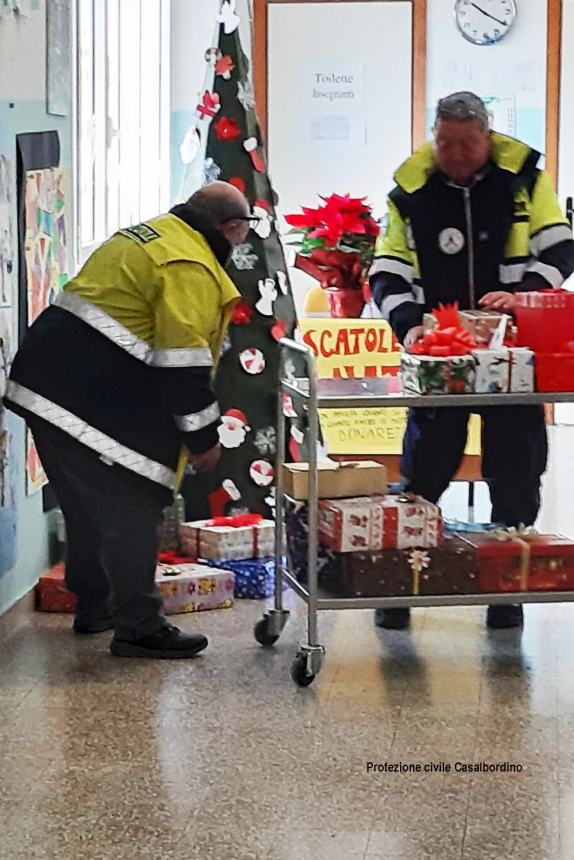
[
  {"left": 254, "top": 618, "right": 280, "bottom": 647},
  {"left": 291, "top": 655, "right": 316, "bottom": 687}
]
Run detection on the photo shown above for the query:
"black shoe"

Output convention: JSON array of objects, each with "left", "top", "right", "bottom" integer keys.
[
  {"left": 73, "top": 616, "right": 115, "bottom": 635},
  {"left": 110, "top": 624, "right": 208, "bottom": 658},
  {"left": 486, "top": 604, "right": 524, "bottom": 629},
  {"left": 374, "top": 608, "right": 411, "bottom": 630}
]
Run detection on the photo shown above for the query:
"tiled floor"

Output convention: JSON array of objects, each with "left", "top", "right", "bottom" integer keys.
[{"left": 1, "top": 426, "right": 574, "bottom": 859}]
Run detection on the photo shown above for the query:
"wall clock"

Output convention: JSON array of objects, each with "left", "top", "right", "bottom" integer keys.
[{"left": 454, "top": 0, "right": 517, "bottom": 46}]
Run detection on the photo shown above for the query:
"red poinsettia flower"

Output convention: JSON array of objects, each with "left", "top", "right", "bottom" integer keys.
[
  {"left": 215, "top": 55, "right": 235, "bottom": 78},
  {"left": 285, "top": 193, "right": 381, "bottom": 303},
  {"left": 213, "top": 116, "right": 241, "bottom": 141}
]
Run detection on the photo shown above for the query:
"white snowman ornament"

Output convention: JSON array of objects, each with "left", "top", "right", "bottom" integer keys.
[
  {"left": 252, "top": 200, "right": 272, "bottom": 240},
  {"left": 255, "top": 278, "right": 278, "bottom": 317}
]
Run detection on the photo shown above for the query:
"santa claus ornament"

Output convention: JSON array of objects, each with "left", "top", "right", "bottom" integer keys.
[
  {"left": 250, "top": 460, "right": 274, "bottom": 487},
  {"left": 218, "top": 408, "right": 251, "bottom": 449}
]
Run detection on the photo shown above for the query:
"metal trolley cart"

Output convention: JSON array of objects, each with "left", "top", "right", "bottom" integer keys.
[{"left": 254, "top": 337, "right": 574, "bottom": 687}]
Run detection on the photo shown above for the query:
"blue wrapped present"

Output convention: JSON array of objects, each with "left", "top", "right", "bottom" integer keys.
[
  {"left": 285, "top": 498, "right": 344, "bottom": 588},
  {"left": 206, "top": 557, "right": 286, "bottom": 599}
]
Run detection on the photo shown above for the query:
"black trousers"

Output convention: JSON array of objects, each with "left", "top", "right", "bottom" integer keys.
[
  {"left": 29, "top": 418, "right": 172, "bottom": 640},
  {"left": 401, "top": 406, "right": 548, "bottom": 527}
]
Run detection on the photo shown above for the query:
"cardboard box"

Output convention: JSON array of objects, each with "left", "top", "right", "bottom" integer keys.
[
  {"left": 155, "top": 563, "right": 234, "bottom": 613},
  {"left": 318, "top": 494, "right": 443, "bottom": 553},
  {"left": 282, "top": 460, "right": 388, "bottom": 501}
]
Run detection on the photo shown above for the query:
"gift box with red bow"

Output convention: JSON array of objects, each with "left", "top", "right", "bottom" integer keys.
[
  {"left": 457, "top": 529, "right": 574, "bottom": 592},
  {"left": 318, "top": 494, "right": 443, "bottom": 553},
  {"left": 155, "top": 562, "right": 234, "bottom": 614},
  {"left": 179, "top": 514, "right": 275, "bottom": 562}
]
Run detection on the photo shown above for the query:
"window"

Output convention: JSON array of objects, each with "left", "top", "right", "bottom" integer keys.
[{"left": 76, "top": 0, "right": 170, "bottom": 261}]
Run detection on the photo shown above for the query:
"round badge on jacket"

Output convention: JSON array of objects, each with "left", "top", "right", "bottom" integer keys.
[{"left": 438, "top": 228, "right": 465, "bottom": 255}]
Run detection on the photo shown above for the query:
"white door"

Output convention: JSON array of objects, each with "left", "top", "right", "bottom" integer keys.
[{"left": 267, "top": 1, "right": 413, "bottom": 315}]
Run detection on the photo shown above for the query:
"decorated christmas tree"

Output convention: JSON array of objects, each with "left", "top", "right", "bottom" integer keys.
[{"left": 183, "top": 0, "right": 301, "bottom": 520}]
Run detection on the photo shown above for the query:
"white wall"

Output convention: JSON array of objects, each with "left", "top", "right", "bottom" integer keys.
[
  {"left": 0, "top": 2, "right": 73, "bottom": 614},
  {"left": 426, "top": 0, "right": 548, "bottom": 153}
]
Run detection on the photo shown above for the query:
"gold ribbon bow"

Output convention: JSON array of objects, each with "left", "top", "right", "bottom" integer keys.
[{"left": 491, "top": 526, "right": 539, "bottom": 590}]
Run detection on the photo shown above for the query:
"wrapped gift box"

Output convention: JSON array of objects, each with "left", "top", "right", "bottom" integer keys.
[
  {"left": 205, "top": 557, "right": 285, "bottom": 599},
  {"left": 424, "top": 310, "right": 507, "bottom": 345},
  {"left": 401, "top": 353, "right": 476, "bottom": 395},
  {"left": 457, "top": 531, "right": 574, "bottom": 592},
  {"left": 282, "top": 460, "right": 388, "bottom": 501},
  {"left": 155, "top": 563, "right": 234, "bottom": 614},
  {"left": 285, "top": 498, "right": 345, "bottom": 589},
  {"left": 180, "top": 517, "right": 274, "bottom": 561},
  {"left": 335, "top": 536, "right": 479, "bottom": 597},
  {"left": 472, "top": 349, "right": 510, "bottom": 393},
  {"left": 472, "top": 347, "right": 534, "bottom": 394},
  {"left": 508, "top": 347, "right": 534, "bottom": 393},
  {"left": 35, "top": 563, "right": 76, "bottom": 612},
  {"left": 318, "top": 494, "right": 443, "bottom": 553}
]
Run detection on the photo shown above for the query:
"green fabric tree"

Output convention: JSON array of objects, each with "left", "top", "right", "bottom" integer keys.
[{"left": 183, "top": 1, "right": 302, "bottom": 520}]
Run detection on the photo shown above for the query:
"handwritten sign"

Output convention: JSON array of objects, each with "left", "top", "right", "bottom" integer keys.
[
  {"left": 299, "top": 318, "right": 400, "bottom": 379},
  {"left": 298, "top": 318, "right": 480, "bottom": 456}
]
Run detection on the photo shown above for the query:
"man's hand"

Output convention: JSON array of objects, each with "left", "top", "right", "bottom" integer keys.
[
  {"left": 188, "top": 443, "right": 221, "bottom": 474},
  {"left": 479, "top": 291, "right": 517, "bottom": 311},
  {"left": 404, "top": 325, "right": 425, "bottom": 349}
]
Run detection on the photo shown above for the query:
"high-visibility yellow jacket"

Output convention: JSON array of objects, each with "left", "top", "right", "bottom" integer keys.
[
  {"left": 5, "top": 206, "right": 240, "bottom": 491},
  {"left": 369, "top": 133, "right": 574, "bottom": 341}
]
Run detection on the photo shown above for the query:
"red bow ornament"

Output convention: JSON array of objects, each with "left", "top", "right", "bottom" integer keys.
[{"left": 197, "top": 91, "right": 220, "bottom": 120}]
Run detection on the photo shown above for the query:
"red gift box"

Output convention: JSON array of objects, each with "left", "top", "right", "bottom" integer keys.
[
  {"left": 457, "top": 531, "right": 574, "bottom": 593},
  {"left": 35, "top": 563, "right": 77, "bottom": 612},
  {"left": 535, "top": 353, "right": 574, "bottom": 392}
]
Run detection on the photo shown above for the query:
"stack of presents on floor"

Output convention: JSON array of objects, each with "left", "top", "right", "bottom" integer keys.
[
  {"left": 283, "top": 459, "right": 574, "bottom": 598},
  {"left": 401, "top": 293, "right": 574, "bottom": 396},
  {"left": 35, "top": 507, "right": 280, "bottom": 615}
]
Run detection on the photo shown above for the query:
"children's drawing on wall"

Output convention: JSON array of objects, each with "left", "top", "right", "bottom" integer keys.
[
  {"left": 24, "top": 168, "right": 68, "bottom": 325},
  {"left": 0, "top": 155, "right": 14, "bottom": 308},
  {"left": 17, "top": 131, "right": 67, "bottom": 496}
]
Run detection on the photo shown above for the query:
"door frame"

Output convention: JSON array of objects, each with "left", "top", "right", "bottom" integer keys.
[
  {"left": 253, "top": 0, "right": 427, "bottom": 152},
  {"left": 547, "top": 0, "right": 561, "bottom": 189}
]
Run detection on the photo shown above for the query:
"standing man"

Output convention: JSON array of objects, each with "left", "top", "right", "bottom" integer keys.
[
  {"left": 4, "top": 182, "right": 254, "bottom": 657},
  {"left": 370, "top": 92, "right": 574, "bottom": 630}
]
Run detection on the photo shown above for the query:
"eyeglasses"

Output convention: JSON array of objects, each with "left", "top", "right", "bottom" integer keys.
[{"left": 223, "top": 215, "right": 263, "bottom": 229}]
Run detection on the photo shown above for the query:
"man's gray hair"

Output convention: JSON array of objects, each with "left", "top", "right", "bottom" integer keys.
[{"left": 434, "top": 92, "right": 490, "bottom": 131}]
